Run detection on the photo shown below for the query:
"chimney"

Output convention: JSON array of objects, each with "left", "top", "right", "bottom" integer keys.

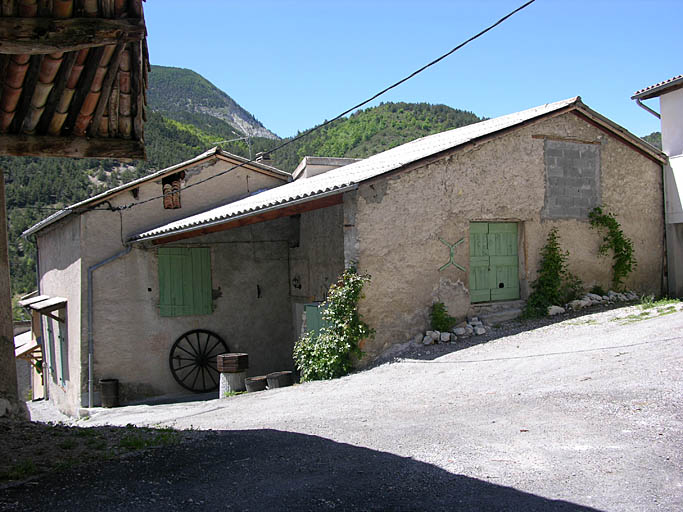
[{"left": 255, "top": 152, "right": 271, "bottom": 166}]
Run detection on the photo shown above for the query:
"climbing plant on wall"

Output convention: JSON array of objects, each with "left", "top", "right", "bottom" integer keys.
[
  {"left": 293, "top": 266, "right": 374, "bottom": 382},
  {"left": 524, "top": 228, "right": 583, "bottom": 317},
  {"left": 588, "top": 206, "right": 637, "bottom": 291}
]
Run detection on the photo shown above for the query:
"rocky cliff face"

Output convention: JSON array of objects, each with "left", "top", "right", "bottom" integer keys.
[{"left": 148, "top": 65, "right": 279, "bottom": 140}]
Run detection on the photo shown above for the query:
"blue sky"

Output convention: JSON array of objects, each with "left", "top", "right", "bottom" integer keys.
[{"left": 146, "top": 0, "right": 682, "bottom": 138}]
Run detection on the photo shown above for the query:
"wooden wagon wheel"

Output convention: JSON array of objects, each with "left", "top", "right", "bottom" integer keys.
[{"left": 169, "top": 329, "right": 228, "bottom": 393}]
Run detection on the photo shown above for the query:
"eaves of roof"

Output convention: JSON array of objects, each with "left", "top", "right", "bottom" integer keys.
[
  {"left": 131, "top": 96, "right": 666, "bottom": 244},
  {"left": 632, "top": 75, "right": 683, "bottom": 100},
  {"left": 22, "top": 147, "right": 290, "bottom": 237},
  {"left": 135, "top": 97, "right": 668, "bottom": 244}
]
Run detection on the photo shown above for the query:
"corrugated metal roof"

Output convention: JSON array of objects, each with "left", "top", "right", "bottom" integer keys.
[
  {"left": 131, "top": 97, "right": 586, "bottom": 242},
  {"left": 632, "top": 74, "right": 683, "bottom": 100},
  {"left": 22, "top": 147, "right": 290, "bottom": 237}
]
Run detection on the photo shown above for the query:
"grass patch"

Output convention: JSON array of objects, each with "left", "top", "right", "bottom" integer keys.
[
  {"left": 119, "top": 428, "right": 179, "bottom": 451},
  {"left": 0, "top": 460, "right": 37, "bottom": 481},
  {"left": 57, "top": 439, "right": 78, "bottom": 450},
  {"left": 567, "top": 318, "right": 599, "bottom": 325},
  {"left": 640, "top": 296, "right": 680, "bottom": 310},
  {"left": 222, "top": 390, "right": 246, "bottom": 398}
]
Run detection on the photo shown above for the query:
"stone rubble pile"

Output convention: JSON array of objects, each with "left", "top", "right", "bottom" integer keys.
[
  {"left": 547, "top": 290, "right": 639, "bottom": 316},
  {"left": 413, "top": 316, "right": 491, "bottom": 346}
]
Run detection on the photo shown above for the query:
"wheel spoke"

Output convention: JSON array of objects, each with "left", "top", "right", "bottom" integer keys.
[
  {"left": 181, "top": 337, "right": 200, "bottom": 357},
  {"left": 191, "top": 366, "right": 201, "bottom": 389},
  {"left": 175, "top": 344, "right": 196, "bottom": 358},
  {"left": 181, "top": 365, "right": 199, "bottom": 385},
  {"left": 207, "top": 369, "right": 217, "bottom": 387},
  {"left": 201, "top": 367, "right": 206, "bottom": 391},
  {"left": 205, "top": 339, "right": 221, "bottom": 357},
  {"left": 173, "top": 362, "right": 197, "bottom": 371}
]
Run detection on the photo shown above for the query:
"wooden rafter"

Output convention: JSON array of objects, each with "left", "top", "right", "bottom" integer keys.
[
  {"left": 0, "top": 133, "right": 145, "bottom": 159},
  {"left": 153, "top": 193, "right": 344, "bottom": 245},
  {"left": 0, "top": 17, "right": 145, "bottom": 55}
]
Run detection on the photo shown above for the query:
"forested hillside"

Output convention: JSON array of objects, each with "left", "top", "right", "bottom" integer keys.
[
  {"left": 642, "top": 131, "right": 662, "bottom": 150},
  {"left": 5, "top": 65, "right": 663, "bottom": 300}
]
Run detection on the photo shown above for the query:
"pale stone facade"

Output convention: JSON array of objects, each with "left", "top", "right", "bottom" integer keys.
[{"left": 350, "top": 112, "right": 664, "bottom": 360}]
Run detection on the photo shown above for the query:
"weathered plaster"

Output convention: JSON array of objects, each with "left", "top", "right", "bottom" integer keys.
[
  {"left": 354, "top": 112, "right": 664, "bottom": 361},
  {"left": 37, "top": 215, "right": 82, "bottom": 415}
]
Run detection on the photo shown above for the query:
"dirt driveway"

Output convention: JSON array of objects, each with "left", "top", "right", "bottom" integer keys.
[{"left": 3, "top": 307, "right": 683, "bottom": 511}]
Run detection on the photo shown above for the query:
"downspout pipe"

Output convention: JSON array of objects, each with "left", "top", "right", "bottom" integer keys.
[
  {"left": 635, "top": 98, "right": 661, "bottom": 119},
  {"left": 87, "top": 246, "right": 131, "bottom": 408}
]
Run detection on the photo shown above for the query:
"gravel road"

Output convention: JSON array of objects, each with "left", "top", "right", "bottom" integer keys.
[{"left": 3, "top": 305, "right": 682, "bottom": 511}]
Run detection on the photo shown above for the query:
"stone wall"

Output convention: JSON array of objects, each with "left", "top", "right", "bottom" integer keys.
[{"left": 352, "top": 111, "right": 664, "bottom": 361}]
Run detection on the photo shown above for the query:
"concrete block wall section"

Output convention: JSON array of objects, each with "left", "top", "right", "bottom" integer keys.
[{"left": 543, "top": 139, "right": 600, "bottom": 220}]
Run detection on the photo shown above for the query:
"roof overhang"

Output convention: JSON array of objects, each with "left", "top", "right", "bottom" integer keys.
[
  {"left": 19, "top": 294, "right": 67, "bottom": 322},
  {"left": 22, "top": 147, "right": 291, "bottom": 238},
  {"left": 632, "top": 75, "right": 683, "bottom": 100},
  {"left": 128, "top": 97, "right": 667, "bottom": 245}
]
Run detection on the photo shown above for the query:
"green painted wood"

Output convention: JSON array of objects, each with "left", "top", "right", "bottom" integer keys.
[
  {"left": 158, "top": 247, "right": 212, "bottom": 317},
  {"left": 469, "top": 222, "right": 519, "bottom": 303},
  {"left": 45, "top": 317, "right": 55, "bottom": 376},
  {"left": 304, "top": 303, "right": 331, "bottom": 339},
  {"left": 57, "top": 321, "right": 67, "bottom": 384},
  {"left": 489, "top": 223, "right": 519, "bottom": 301},
  {"left": 470, "top": 223, "right": 492, "bottom": 303}
]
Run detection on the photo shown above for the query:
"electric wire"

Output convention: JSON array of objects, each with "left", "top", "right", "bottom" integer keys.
[{"left": 26, "top": 0, "right": 537, "bottom": 216}]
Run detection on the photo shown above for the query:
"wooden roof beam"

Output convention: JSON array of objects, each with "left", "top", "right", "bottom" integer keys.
[
  {"left": 0, "top": 133, "right": 145, "bottom": 160},
  {"left": 0, "top": 17, "right": 145, "bottom": 55}
]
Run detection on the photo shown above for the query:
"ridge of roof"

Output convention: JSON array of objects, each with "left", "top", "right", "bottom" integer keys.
[
  {"left": 131, "top": 96, "right": 667, "bottom": 244},
  {"left": 632, "top": 74, "right": 683, "bottom": 100},
  {"left": 22, "top": 147, "right": 290, "bottom": 237}
]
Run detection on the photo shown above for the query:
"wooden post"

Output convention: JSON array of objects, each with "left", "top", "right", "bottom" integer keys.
[{"left": 0, "top": 168, "right": 27, "bottom": 419}]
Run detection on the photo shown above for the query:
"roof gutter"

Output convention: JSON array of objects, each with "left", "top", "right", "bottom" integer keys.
[
  {"left": 635, "top": 98, "right": 661, "bottom": 119},
  {"left": 86, "top": 246, "right": 131, "bottom": 409},
  {"left": 131, "top": 184, "right": 359, "bottom": 244}
]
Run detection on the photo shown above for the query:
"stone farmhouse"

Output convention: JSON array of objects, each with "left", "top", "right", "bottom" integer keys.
[{"left": 23, "top": 97, "right": 668, "bottom": 415}]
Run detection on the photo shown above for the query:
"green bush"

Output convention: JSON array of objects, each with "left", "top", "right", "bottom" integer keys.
[
  {"left": 293, "top": 266, "right": 374, "bottom": 382},
  {"left": 524, "top": 228, "right": 583, "bottom": 317},
  {"left": 588, "top": 207, "right": 637, "bottom": 290},
  {"left": 590, "top": 284, "right": 607, "bottom": 296},
  {"left": 430, "top": 302, "right": 457, "bottom": 332}
]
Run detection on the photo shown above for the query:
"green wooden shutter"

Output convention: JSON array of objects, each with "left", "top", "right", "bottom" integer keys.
[
  {"left": 159, "top": 248, "right": 212, "bottom": 317},
  {"left": 45, "top": 318, "right": 56, "bottom": 376},
  {"left": 469, "top": 223, "right": 491, "bottom": 303},
  {"left": 469, "top": 222, "right": 519, "bottom": 303},
  {"left": 57, "top": 320, "right": 67, "bottom": 384}
]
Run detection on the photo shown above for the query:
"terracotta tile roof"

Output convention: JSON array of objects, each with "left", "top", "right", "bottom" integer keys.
[
  {"left": 632, "top": 74, "right": 683, "bottom": 100},
  {"left": 0, "top": 0, "right": 148, "bottom": 159}
]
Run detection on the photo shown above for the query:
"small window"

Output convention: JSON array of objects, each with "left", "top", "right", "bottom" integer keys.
[
  {"left": 162, "top": 171, "right": 185, "bottom": 209},
  {"left": 158, "top": 247, "right": 212, "bottom": 317}
]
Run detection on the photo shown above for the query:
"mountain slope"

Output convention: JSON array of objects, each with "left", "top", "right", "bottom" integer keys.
[{"left": 148, "top": 65, "right": 278, "bottom": 140}]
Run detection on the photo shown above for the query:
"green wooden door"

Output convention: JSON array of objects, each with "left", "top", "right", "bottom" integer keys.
[
  {"left": 304, "top": 303, "right": 330, "bottom": 338},
  {"left": 469, "top": 222, "right": 519, "bottom": 303}
]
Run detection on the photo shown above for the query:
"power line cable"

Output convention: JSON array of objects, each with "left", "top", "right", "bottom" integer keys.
[{"left": 33, "top": 0, "right": 538, "bottom": 215}]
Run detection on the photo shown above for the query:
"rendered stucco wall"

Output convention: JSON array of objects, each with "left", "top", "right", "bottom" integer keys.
[
  {"left": 289, "top": 205, "right": 345, "bottom": 338},
  {"left": 37, "top": 215, "right": 82, "bottom": 415},
  {"left": 90, "top": 218, "right": 293, "bottom": 402},
  {"left": 353, "top": 112, "right": 664, "bottom": 360},
  {"left": 660, "top": 88, "right": 683, "bottom": 157},
  {"left": 35, "top": 158, "right": 288, "bottom": 411}
]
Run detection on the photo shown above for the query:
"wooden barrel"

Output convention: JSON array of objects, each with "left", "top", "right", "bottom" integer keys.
[
  {"left": 245, "top": 375, "right": 267, "bottom": 393},
  {"left": 217, "top": 353, "right": 249, "bottom": 373},
  {"left": 266, "top": 371, "right": 293, "bottom": 389}
]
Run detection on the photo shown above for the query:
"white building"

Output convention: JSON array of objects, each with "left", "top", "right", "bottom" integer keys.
[{"left": 632, "top": 75, "right": 683, "bottom": 297}]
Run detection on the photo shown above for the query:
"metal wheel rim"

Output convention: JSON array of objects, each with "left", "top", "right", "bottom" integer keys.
[{"left": 169, "top": 329, "right": 228, "bottom": 393}]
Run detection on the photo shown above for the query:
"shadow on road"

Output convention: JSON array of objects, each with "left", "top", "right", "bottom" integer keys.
[{"left": 2, "top": 428, "right": 600, "bottom": 511}]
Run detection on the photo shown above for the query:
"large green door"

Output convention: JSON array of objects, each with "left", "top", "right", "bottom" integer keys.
[{"left": 469, "top": 222, "right": 519, "bottom": 303}]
